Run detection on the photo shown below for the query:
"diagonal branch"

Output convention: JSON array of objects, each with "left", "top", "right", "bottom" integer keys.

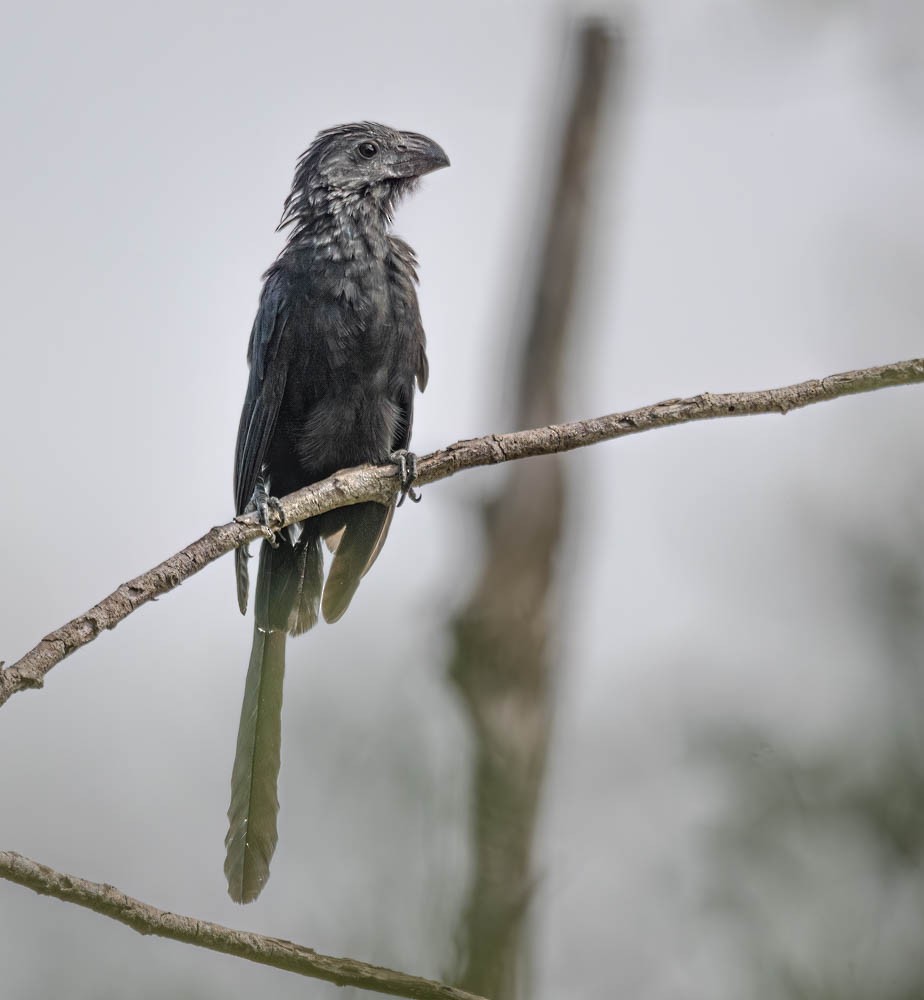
[
  {"left": 0, "top": 851, "right": 485, "bottom": 1000},
  {"left": 1, "top": 356, "right": 922, "bottom": 709}
]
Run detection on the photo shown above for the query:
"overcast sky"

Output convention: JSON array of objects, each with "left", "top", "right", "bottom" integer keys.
[{"left": 2, "top": 2, "right": 923, "bottom": 999}]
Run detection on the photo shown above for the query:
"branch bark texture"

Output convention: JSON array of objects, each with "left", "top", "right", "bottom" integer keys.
[
  {"left": 1, "top": 356, "right": 921, "bottom": 709},
  {"left": 0, "top": 851, "right": 485, "bottom": 1000}
]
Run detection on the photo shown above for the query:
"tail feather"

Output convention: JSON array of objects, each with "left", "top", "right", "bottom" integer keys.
[
  {"left": 227, "top": 505, "right": 390, "bottom": 901},
  {"left": 287, "top": 534, "right": 323, "bottom": 636},
  {"left": 235, "top": 546, "right": 250, "bottom": 615},
  {"left": 225, "top": 534, "right": 322, "bottom": 904},
  {"left": 322, "top": 502, "right": 393, "bottom": 623},
  {"left": 224, "top": 623, "right": 286, "bottom": 904}
]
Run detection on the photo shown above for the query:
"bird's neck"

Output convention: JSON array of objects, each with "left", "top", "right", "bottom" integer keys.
[{"left": 283, "top": 194, "right": 392, "bottom": 263}]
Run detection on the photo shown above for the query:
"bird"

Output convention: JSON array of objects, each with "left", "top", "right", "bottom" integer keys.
[{"left": 225, "top": 122, "right": 449, "bottom": 903}]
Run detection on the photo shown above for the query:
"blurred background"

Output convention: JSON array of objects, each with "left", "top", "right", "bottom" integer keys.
[{"left": 2, "top": 2, "right": 924, "bottom": 998}]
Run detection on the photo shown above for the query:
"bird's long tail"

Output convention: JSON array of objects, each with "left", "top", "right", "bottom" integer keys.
[
  {"left": 224, "top": 621, "right": 285, "bottom": 904},
  {"left": 225, "top": 533, "right": 322, "bottom": 903},
  {"left": 225, "top": 502, "right": 392, "bottom": 903}
]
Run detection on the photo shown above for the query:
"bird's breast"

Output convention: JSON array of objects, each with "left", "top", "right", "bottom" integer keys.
[{"left": 280, "top": 270, "right": 408, "bottom": 476}]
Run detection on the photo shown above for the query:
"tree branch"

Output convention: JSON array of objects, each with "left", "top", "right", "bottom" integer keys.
[
  {"left": 0, "top": 851, "right": 485, "bottom": 1000},
  {"left": 1, "top": 356, "right": 921, "bottom": 709}
]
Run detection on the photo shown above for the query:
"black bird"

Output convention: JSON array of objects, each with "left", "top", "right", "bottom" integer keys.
[{"left": 225, "top": 122, "right": 449, "bottom": 903}]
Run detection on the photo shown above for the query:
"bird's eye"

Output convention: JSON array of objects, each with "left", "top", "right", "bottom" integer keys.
[{"left": 357, "top": 141, "right": 379, "bottom": 159}]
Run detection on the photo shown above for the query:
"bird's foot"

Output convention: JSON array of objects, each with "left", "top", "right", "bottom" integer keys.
[
  {"left": 390, "top": 450, "right": 421, "bottom": 507},
  {"left": 245, "top": 479, "right": 285, "bottom": 547}
]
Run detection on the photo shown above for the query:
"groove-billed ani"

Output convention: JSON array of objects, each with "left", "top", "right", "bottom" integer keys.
[{"left": 225, "top": 122, "right": 448, "bottom": 903}]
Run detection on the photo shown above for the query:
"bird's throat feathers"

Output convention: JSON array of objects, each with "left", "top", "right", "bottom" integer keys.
[{"left": 278, "top": 176, "right": 419, "bottom": 262}]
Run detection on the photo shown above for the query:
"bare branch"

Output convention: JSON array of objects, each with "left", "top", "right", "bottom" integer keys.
[
  {"left": 1, "top": 356, "right": 922, "bottom": 708},
  {"left": 0, "top": 851, "right": 485, "bottom": 1000}
]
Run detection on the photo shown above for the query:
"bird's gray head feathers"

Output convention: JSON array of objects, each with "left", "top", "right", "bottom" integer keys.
[{"left": 278, "top": 122, "right": 449, "bottom": 240}]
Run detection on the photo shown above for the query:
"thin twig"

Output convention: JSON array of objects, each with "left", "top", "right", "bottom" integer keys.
[
  {"left": 0, "top": 851, "right": 486, "bottom": 1000},
  {"left": 1, "top": 356, "right": 921, "bottom": 708}
]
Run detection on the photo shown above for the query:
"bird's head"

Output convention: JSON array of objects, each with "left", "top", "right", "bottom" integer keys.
[{"left": 278, "top": 122, "right": 449, "bottom": 235}]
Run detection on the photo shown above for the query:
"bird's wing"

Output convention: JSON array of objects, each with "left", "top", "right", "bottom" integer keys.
[
  {"left": 234, "top": 270, "right": 291, "bottom": 614},
  {"left": 234, "top": 269, "right": 291, "bottom": 517},
  {"left": 394, "top": 334, "right": 428, "bottom": 456}
]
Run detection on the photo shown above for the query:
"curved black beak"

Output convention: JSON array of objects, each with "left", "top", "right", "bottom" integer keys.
[{"left": 392, "top": 131, "right": 450, "bottom": 178}]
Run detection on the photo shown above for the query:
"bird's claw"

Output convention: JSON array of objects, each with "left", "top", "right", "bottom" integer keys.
[
  {"left": 391, "top": 450, "right": 421, "bottom": 507},
  {"left": 246, "top": 480, "right": 285, "bottom": 547}
]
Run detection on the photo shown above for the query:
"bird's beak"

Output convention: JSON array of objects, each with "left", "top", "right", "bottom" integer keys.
[{"left": 392, "top": 131, "right": 450, "bottom": 178}]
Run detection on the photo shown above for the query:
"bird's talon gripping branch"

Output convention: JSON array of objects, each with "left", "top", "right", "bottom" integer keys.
[
  {"left": 249, "top": 479, "right": 284, "bottom": 547},
  {"left": 263, "top": 495, "right": 286, "bottom": 524},
  {"left": 391, "top": 449, "right": 421, "bottom": 507}
]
